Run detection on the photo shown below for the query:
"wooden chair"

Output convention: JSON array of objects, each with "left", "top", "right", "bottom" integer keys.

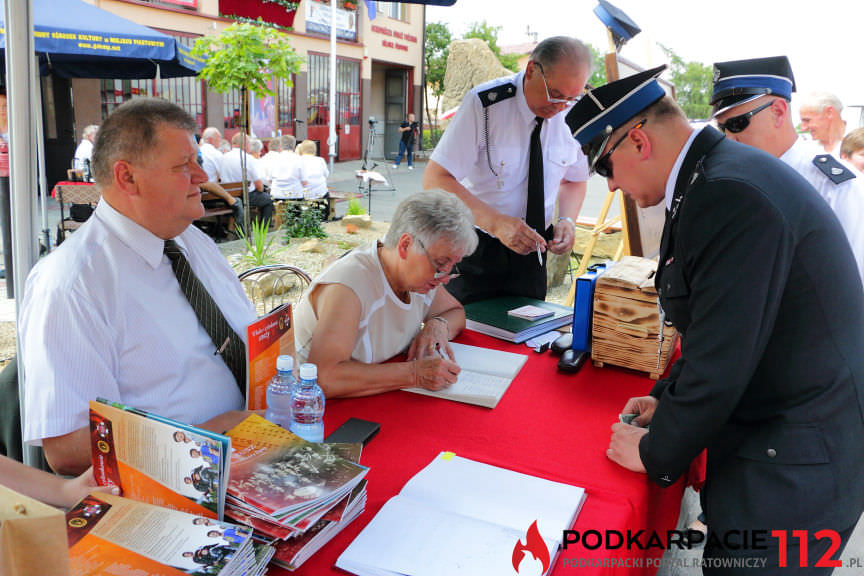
[
  {"left": 55, "top": 183, "right": 101, "bottom": 243},
  {"left": 238, "top": 264, "right": 312, "bottom": 317}
]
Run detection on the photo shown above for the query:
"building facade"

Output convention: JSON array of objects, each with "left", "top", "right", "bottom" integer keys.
[{"left": 42, "top": 0, "right": 425, "bottom": 184}]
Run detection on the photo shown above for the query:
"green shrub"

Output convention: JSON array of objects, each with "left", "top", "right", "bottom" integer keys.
[
  {"left": 282, "top": 202, "right": 328, "bottom": 240},
  {"left": 237, "top": 218, "right": 285, "bottom": 267},
  {"left": 346, "top": 198, "right": 367, "bottom": 216}
]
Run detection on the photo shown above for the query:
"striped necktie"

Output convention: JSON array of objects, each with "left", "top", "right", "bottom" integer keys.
[
  {"left": 164, "top": 239, "right": 246, "bottom": 397},
  {"left": 526, "top": 116, "right": 545, "bottom": 234}
]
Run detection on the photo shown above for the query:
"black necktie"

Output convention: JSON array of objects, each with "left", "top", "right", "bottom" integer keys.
[
  {"left": 526, "top": 116, "right": 545, "bottom": 234},
  {"left": 164, "top": 239, "right": 246, "bottom": 396}
]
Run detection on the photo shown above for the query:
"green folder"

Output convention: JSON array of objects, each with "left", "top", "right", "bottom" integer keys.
[{"left": 464, "top": 297, "right": 573, "bottom": 343}]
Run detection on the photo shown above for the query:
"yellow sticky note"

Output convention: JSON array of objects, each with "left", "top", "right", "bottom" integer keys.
[{"left": 441, "top": 451, "right": 455, "bottom": 461}]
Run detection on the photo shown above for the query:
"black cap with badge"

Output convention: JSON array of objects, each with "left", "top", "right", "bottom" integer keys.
[
  {"left": 710, "top": 55, "right": 795, "bottom": 118},
  {"left": 565, "top": 64, "right": 667, "bottom": 173}
]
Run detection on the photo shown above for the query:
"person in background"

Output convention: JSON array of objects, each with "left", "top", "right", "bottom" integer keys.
[
  {"left": 220, "top": 132, "right": 274, "bottom": 227},
  {"left": 711, "top": 56, "right": 864, "bottom": 286},
  {"left": 259, "top": 137, "right": 283, "bottom": 186},
  {"left": 567, "top": 66, "right": 864, "bottom": 573},
  {"left": 73, "top": 124, "right": 99, "bottom": 175},
  {"left": 296, "top": 139, "right": 329, "bottom": 199},
  {"left": 799, "top": 91, "right": 847, "bottom": 155},
  {"left": 422, "top": 36, "right": 591, "bottom": 304},
  {"left": 20, "top": 99, "right": 257, "bottom": 475},
  {"left": 270, "top": 134, "right": 302, "bottom": 200},
  {"left": 197, "top": 128, "right": 244, "bottom": 231},
  {"left": 249, "top": 137, "right": 264, "bottom": 160},
  {"left": 293, "top": 190, "right": 477, "bottom": 398},
  {"left": 0, "top": 455, "right": 118, "bottom": 509},
  {"left": 393, "top": 112, "right": 419, "bottom": 170},
  {"left": 841, "top": 127, "right": 864, "bottom": 173}
]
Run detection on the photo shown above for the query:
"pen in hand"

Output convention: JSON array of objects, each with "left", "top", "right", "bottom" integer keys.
[{"left": 536, "top": 242, "right": 543, "bottom": 266}]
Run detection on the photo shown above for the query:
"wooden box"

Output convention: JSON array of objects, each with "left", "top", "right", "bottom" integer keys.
[{"left": 591, "top": 256, "right": 678, "bottom": 379}]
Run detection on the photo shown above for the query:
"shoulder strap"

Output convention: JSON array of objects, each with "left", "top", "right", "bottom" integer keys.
[
  {"left": 477, "top": 82, "right": 517, "bottom": 108},
  {"left": 812, "top": 154, "right": 856, "bottom": 184}
]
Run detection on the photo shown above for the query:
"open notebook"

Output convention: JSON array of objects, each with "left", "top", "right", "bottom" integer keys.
[
  {"left": 337, "top": 452, "right": 586, "bottom": 576},
  {"left": 402, "top": 342, "right": 528, "bottom": 408}
]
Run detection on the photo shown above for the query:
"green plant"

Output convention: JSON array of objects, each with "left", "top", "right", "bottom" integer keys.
[
  {"left": 282, "top": 203, "right": 328, "bottom": 240},
  {"left": 346, "top": 198, "right": 367, "bottom": 216},
  {"left": 237, "top": 218, "right": 285, "bottom": 267}
]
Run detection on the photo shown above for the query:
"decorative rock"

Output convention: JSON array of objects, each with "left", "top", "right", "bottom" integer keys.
[
  {"left": 342, "top": 214, "right": 372, "bottom": 229},
  {"left": 441, "top": 39, "right": 512, "bottom": 114},
  {"left": 300, "top": 239, "right": 324, "bottom": 253}
]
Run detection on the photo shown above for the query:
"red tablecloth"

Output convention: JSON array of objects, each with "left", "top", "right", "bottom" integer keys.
[
  {"left": 51, "top": 180, "right": 94, "bottom": 199},
  {"left": 271, "top": 331, "right": 690, "bottom": 576}
]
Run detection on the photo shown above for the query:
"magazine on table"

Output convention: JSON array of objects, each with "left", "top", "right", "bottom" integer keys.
[
  {"left": 89, "top": 398, "right": 231, "bottom": 520},
  {"left": 246, "top": 303, "right": 294, "bottom": 411}
]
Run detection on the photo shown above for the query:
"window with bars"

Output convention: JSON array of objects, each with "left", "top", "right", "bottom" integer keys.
[
  {"left": 223, "top": 87, "right": 243, "bottom": 130},
  {"left": 307, "top": 53, "right": 361, "bottom": 127},
  {"left": 99, "top": 36, "right": 205, "bottom": 131},
  {"left": 277, "top": 76, "right": 296, "bottom": 134},
  {"left": 377, "top": 1, "right": 407, "bottom": 21}
]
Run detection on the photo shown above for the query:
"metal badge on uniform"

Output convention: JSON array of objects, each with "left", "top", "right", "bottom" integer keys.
[
  {"left": 497, "top": 161, "right": 505, "bottom": 190},
  {"left": 812, "top": 154, "right": 856, "bottom": 184},
  {"left": 665, "top": 256, "right": 674, "bottom": 266}
]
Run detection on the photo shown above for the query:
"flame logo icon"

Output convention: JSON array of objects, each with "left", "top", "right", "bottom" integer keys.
[{"left": 512, "top": 520, "right": 550, "bottom": 574}]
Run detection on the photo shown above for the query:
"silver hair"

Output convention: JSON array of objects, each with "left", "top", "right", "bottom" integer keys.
[
  {"left": 83, "top": 124, "right": 99, "bottom": 139},
  {"left": 249, "top": 138, "right": 264, "bottom": 154},
  {"left": 383, "top": 190, "right": 478, "bottom": 257},
  {"left": 530, "top": 36, "right": 592, "bottom": 76},
  {"left": 281, "top": 134, "right": 297, "bottom": 151},
  {"left": 801, "top": 91, "right": 844, "bottom": 114},
  {"left": 201, "top": 126, "right": 222, "bottom": 144}
]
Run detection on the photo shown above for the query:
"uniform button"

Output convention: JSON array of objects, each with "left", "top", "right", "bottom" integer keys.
[
  {"left": 766, "top": 448, "right": 777, "bottom": 458},
  {"left": 819, "top": 157, "right": 827, "bottom": 163}
]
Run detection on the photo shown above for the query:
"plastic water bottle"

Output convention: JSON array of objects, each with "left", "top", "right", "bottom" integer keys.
[
  {"left": 290, "top": 363, "right": 326, "bottom": 442},
  {"left": 265, "top": 355, "right": 296, "bottom": 429}
]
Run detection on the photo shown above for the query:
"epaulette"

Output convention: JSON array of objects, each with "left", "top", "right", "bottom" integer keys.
[
  {"left": 477, "top": 82, "right": 517, "bottom": 108},
  {"left": 813, "top": 154, "right": 856, "bottom": 184}
]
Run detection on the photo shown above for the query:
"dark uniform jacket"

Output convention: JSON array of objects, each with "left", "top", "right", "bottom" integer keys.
[{"left": 641, "top": 127, "right": 864, "bottom": 540}]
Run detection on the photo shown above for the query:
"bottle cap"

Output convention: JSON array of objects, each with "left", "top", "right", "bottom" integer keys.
[
  {"left": 276, "top": 355, "right": 294, "bottom": 373},
  {"left": 299, "top": 363, "right": 317, "bottom": 380}
]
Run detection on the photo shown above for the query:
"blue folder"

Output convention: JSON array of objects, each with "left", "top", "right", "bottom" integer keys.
[{"left": 571, "top": 263, "right": 609, "bottom": 352}]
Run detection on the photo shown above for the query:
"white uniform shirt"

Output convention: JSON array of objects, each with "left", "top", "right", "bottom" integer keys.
[
  {"left": 270, "top": 151, "right": 303, "bottom": 199},
  {"left": 20, "top": 200, "right": 255, "bottom": 445},
  {"left": 781, "top": 137, "right": 864, "bottom": 285},
  {"left": 298, "top": 154, "right": 330, "bottom": 199},
  {"left": 199, "top": 141, "right": 223, "bottom": 182},
  {"left": 431, "top": 71, "right": 589, "bottom": 231},
  {"left": 293, "top": 242, "right": 435, "bottom": 365},
  {"left": 259, "top": 151, "right": 282, "bottom": 183},
  {"left": 220, "top": 148, "right": 262, "bottom": 192},
  {"left": 73, "top": 139, "right": 93, "bottom": 171}
]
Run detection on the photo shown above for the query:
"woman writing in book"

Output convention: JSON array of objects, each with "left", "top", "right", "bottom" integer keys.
[{"left": 293, "top": 190, "right": 478, "bottom": 397}]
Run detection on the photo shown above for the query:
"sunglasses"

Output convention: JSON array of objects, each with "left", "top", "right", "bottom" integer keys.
[
  {"left": 717, "top": 101, "right": 773, "bottom": 134},
  {"left": 535, "top": 62, "right": 581, "bottom": 106},
  {"left": 593, "top": 119, "right": 647, "bottom": 179},
  {"left": 415, "top": 237, "right": 461, "bottom": 281}
]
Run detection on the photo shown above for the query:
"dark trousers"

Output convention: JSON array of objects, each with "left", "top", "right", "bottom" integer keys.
[
  {"left": 249, "top": 189, "right": 274, "bottom": 228},
  {"left": 395, "top": 139, "right": 414, "bottom": 167},
  {"left": 445, "top": 227, "right": 552, "bottom": 305}
]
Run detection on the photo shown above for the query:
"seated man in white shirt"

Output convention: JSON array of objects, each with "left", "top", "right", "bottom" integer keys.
[
  {"left": 220, "top": 132, "right": 274, "bottom": 227},
  {"left": 73, "top": 124, "right": 99, "bottom": 174},
  {"left": 270, "top": 134, "right": 303, "bottom": 200},
  {"left": 20, "top": 98, "right": 257, "bottom": 475}
]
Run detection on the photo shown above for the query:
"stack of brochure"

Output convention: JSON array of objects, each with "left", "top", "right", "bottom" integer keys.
[
  {"left": 225, "top": 414, "right": 369, "bottom": 570},
  {"left": 66, "top": 492, "right": 272, "bottom": 575}
]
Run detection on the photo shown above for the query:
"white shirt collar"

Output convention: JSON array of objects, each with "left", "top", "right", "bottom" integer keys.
[
  {"left": 514, "top": 70, "right": 537, "bottom": 126},
  {"left": 664, "top": 128, "right": 699, "bottom": 210},
  {"left": 94, "top": 198, "right": 187, "bottom": 270}
]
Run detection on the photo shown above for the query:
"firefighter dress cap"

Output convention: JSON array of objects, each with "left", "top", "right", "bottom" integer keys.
[{"left": 710, "top": 55, "right": 795, "bottom": 117}]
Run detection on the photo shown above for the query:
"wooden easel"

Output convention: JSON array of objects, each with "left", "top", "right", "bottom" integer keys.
[{"left": 566, "top": 32, "right": 638, "bottom": 307}]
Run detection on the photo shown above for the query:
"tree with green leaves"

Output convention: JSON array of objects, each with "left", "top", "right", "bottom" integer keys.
[
  {"left": 192, "top": 23, "right": 302, "bottom": 229},
  {"left": 659, "top": 44, "right": 713, "bottom": 120},
  {"left": 586, "top": 43, "right": 607, "bottom": 89},
  {"left": 464, "top": 21, "right": 519, "bottom": 72},
  {"left": 424, "top": 21, "right": 451, "bottom": 147}
]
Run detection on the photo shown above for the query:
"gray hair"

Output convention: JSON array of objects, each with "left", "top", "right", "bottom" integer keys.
[
  {"left": 281, "top": 134, "right": 297, "bottom": 151},
  {"left": 530, "top": 36, "right": 592, "bottom": 76},
  {"left": 92, "top": 98, "right": 196, "bottom": 187},
  {"left": 249, "top": 138, "right": 264, "bottom": 155},
  {"left": 801, "top": 91, "right": 843, "bottom": 114},
  {"left": 384, "top": 190, "right": 478, "bottom": 257},
  {"left": 268, "top": 137, "right": 282, "bottom": 151},
  {"left": 201, "top": 126, "right": 222, "bottom": 144},
  {"left": 82, "top": 124, "right": 99, "bottom": 139}
]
